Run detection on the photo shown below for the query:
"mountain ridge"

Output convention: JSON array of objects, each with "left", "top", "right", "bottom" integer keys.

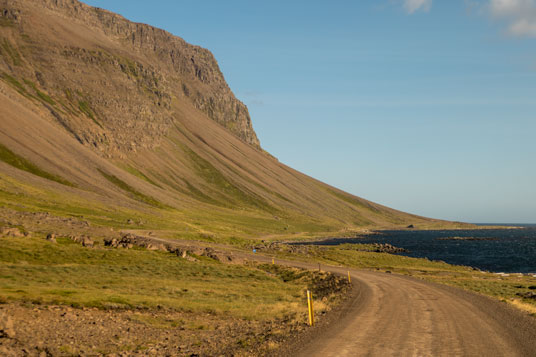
[{"left": 0, "top": 0, "right": 470, "bottom": 240}]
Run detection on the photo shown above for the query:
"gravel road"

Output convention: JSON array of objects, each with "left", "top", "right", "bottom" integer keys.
[
  {"left": 284, "top": 265, "right": 536, "bottom": 357},
  {"left": 126, "top": 234, "right": 536, "bottom": 356}
]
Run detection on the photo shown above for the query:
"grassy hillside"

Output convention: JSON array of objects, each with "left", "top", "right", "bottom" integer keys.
[{"left": 0, "top": 0, "right": 471, "bottom": 242}]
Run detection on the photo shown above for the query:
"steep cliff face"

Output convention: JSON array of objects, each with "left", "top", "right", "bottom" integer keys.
[{"left": 0, "top": 0, "right": 259, "bottom": 156}]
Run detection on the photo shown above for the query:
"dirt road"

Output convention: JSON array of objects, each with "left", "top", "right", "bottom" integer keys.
[
  {"left": 289, "top": 267, "right": 536, "bottom": 357},
  {"left": 249, "top": 255, "right": 536, "bottom": 356},
  {"left": 125, "top": 234, "right": 536, "bottom": 356}
]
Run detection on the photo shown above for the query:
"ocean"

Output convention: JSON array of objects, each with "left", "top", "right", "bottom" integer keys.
[{"left": 299, "top": 225, "right": 536, "bottom": 274}]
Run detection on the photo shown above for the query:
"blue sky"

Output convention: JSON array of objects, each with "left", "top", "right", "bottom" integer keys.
[{"left": 82, "top": 0, "right": 536, "bottom": 223}]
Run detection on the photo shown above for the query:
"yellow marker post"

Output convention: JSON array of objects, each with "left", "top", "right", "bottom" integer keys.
[
  {"left": 307, "top": 290, "right": 315, "bottom": 326},
  {"left": 348, "top": 271, "right": 351, "bottom": 283},
  {"left": 272, "top": 258, "right": 275, "bottom": 265}
]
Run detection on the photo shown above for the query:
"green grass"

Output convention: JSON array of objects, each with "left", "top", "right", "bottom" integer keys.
[
  {"left": 0, "top": 18, "right": 15, "bottom": 27},
  {"left": 1, "top": 72, "right": 31, "bottom": 97},
  {"left": 22, "top": 79, "right": 56, "bottom": 106},
  {"left": 118, "top": 56, "right": 139, "bottom": 78},
  {"left": 1, "top": 38, "right": 22, "bottom": 66},
  {"left": 0, "top": 175, "right": 159, "bottom": 229},
  {"left": 0, "top": 166, "right": 338, "bottom": 244},
  {"left": 78, "top": 100, "right": 94, "bottom": 118},
  {"left": 78, "top": 100, "right": 103, "bottom": 128},
  {"left": 177, "top": 140, "right": 277, "bottom": 213},
  {"left": 0, "top": 143, "right": 74, "bottom": 187},
  {"left": 98, "top": 169, "right": 165, "bottom": 208},
  {"left": 1, "top": 74, "right": 68, "bottom": 112},
  {"left": 121, "top": 165, "right": 162, "bottom": 188},
  {"left": 0, "top": 236, "right": 311, "bottom": 320}
]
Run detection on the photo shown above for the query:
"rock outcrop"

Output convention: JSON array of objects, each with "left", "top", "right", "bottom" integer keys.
[
  {"left": 0, "top": 0, "right": 260, "bottom": 157},
  {"left": 104, "top": 233, "right": 237, "bottom": 263}
]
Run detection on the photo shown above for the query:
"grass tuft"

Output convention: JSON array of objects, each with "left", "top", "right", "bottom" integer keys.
[
  {"left": 78, "top": 100, "right": 103, "bottom": 128},
  {"left": 1, "top": 72, "right": 30, "bottom": 97},
  {"left": 23, "top": 79, "right": 56, "bottom": 106}
]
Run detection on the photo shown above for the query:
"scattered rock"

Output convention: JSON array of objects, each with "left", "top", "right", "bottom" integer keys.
[
  {"left": 407, "top": 224, "right": 415, "bottom": 229},
  {"left": 371, "top": 243, "right": 408, "bottom": 254},
  {"left": 146, "top": 243, "right": 167, "bottom": 251},
  {"left": 103, "top": 233, "right": 238, "bottom": 263},
  {"left": 200, "top": 247, "right": 233, "bottom": 262},
  {"left": 0, "top": 227, "right": 25, "bottom": 237},
  {"left": 69, "top": 235, "right": 94, "bottom": 247},
  {"left": 46, "top": 233, "right": 57, "bottom": 243},
  {"left": 517, "top": 292, "right": 536, "bottom": 300}
]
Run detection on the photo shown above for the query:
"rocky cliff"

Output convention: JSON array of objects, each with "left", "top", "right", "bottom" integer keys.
[{"left": 0, "top": 0, "right": 259, "bottom": 156}]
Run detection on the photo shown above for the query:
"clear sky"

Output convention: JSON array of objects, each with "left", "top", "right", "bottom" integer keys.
[{"left": 82, "top": 0, "right": 536, "bottom": 223}]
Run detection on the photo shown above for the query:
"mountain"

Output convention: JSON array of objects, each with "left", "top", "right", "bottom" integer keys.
[{"left": 0, "top": 0, "right": 465, "bottom": 240}]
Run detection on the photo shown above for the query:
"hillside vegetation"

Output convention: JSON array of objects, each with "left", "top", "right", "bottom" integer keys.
[{"left": 0, "top": 0, "right": 468, "bottom": 240}]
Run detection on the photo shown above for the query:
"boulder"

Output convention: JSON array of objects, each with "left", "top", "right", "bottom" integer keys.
[
  {"left": 46, "top": 233, "right": 57, "bottom": 243},
  {"left": 70, "top": 235, "right": 94, "bottom": 247},
  {"left": 104, "top": 238, "right": 119, "bottom": 247}
]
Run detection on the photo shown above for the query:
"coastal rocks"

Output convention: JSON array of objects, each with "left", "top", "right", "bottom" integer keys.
[
  {"left": 437, "top": 237, "right": 498, "bottom": 241},
  {"left": 257, "top": 241, "right": 408, "bottom": 255},
  {"left": 371, "top": 243, "right": 408, "bottom": 254}
]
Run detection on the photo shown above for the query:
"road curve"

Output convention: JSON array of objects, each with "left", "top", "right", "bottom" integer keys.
[
  {"left": 124, "top": 234, "right": 536, "bottom": 356},
  {"left": 293, "top": 268, "right": 536, "bottom": 357}
]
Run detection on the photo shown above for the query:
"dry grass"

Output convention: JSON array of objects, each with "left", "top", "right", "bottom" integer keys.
[
  {"left": 0, "top": 235, "right": 315, "bottom": 320},
  {"left": 509, "top": 299, "right": 536, "bottom": 315}
]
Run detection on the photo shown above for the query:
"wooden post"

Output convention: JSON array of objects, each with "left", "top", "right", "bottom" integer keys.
[
  {"left": 348, "top": 271, "right": 351, "bottom": 283},
  {"left": 307, "top": 290, "right": 315, "bottom": 326}
]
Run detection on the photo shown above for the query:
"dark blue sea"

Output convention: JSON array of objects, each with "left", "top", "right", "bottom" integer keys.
[{"left": 298, "top": 225, "right": 536, "bottom": 274}]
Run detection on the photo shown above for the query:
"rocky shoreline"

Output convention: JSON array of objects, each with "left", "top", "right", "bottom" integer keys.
[{"left": 437, "top": 236, "right": 498, "bottom": 241}]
